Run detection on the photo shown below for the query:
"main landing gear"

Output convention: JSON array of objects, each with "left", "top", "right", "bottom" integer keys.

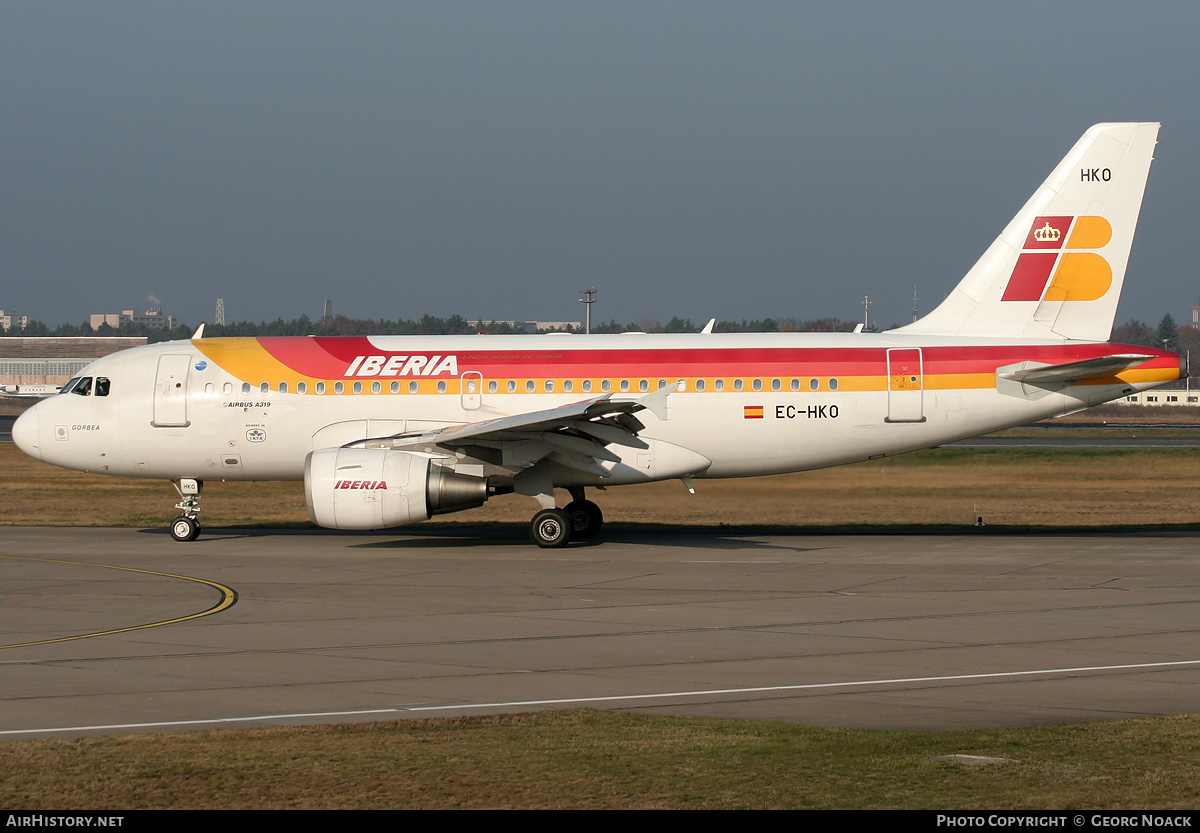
[
  {"left": 170, "top": 478, "right": 203, "bottom": 542},
  {"left": 528, "top": 488, "right": 604, "bottom": 548}
]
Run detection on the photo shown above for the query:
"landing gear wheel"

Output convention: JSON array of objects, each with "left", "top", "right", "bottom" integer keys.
[
  {"left": 565, "top": 499, "right": 603, "bottom": 540},
  {"left": 170, "top": 516, "right": 200, "bottom": 542},
  {"left": 530, "top": 508, "right": 572, "bottom": 548}
]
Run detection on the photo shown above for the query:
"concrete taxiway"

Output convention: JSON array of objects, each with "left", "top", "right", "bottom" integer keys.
[{"left": 3, "top": 526, "right": 1199, "bottom": 738}]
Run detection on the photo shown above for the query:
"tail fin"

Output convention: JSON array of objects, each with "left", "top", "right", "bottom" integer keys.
[{"left": 895, "top": 123, "right": 1159, "bottom": 341}]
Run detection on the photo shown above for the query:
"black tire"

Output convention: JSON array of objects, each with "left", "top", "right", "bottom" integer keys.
[
  {"left": 530, "top": 508, "right": 572, "bottom": 548},
  {"left": 170, "top": 516, "right": 200, "bottom": 542},
  {"left": 565, "top": 499, "right": 603, "bottom": 540}
]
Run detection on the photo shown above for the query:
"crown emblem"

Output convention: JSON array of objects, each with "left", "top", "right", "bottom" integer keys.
[{"left": 1033, "top": 221, "right": 1061, "bottom": 242}]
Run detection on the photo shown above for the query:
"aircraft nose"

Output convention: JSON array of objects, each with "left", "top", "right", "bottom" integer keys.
[{"left": 12, "top": 406, "right": 40, "bottom": 460}]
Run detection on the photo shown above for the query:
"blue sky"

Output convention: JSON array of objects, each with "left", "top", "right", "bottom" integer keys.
[{"left": 4, "top": 2, "right": 1198, "bottom": 329}]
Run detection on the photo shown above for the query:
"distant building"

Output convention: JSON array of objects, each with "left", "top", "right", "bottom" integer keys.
[
  {"left": 478, "top": 320, "right": 582, "bottom": 333},
  {"left": 1121, "top": 389, "right": 1200, "bottom": 407},
  {"left": 0, "top": 337, "right": 146, "bottom": 386},
  {"left": 90, "top": 305, "right": 177, "bottom": 330},
  {"left": 0, "top": 309, "right": 28, "bottom": 332}
]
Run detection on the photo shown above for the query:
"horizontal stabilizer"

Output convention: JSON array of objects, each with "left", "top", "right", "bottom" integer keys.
[{"left": 998, "top": 353, "right": 1155, "bottom": 385}]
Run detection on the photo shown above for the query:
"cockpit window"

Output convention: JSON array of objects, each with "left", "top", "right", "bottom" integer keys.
[
  {"left": 59, "top": 377, "right": 81, "bottom": 395},
  {"left": 72, "top": 377, "right": 93, "bottom": 396},
  {"left": 95, "top": 377, "right": 110, "bottom": 397}
]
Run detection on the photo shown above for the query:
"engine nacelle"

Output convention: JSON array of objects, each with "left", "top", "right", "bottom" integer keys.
[{"left": 305, "top": 448, "right": 487, "bottom": 530}]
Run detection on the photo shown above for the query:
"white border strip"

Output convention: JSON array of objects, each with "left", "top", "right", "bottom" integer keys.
[{"left": 5, "top": 658, "right": 1199, "bottom": 737}]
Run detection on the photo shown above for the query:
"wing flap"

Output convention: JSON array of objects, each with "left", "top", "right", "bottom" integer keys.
[{"left": 351, "top": 384, "right": 682, "bottom": 475}]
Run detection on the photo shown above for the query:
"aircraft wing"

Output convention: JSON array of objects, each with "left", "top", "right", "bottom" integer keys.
[
  {"left": 353, "top": 383, "right": 683, "bottom": 477},
  {"left": 997, "top": 354, "right": 1157, "bottom": 385}
]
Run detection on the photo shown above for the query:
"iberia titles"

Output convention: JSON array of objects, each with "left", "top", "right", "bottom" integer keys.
[
  {"left": 334, "top": 480, "right": 389, "bottom": 490},
  {"left": 344, "top": 354, "right": 459, "bottom": 378}
]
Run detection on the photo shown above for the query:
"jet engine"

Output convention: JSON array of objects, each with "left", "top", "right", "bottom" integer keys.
[{"left": 305, "top": 447, "right": 487, "bottom": 530}]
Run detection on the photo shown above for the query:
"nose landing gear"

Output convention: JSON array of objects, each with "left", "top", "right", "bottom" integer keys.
[{"left": 170, "top": 478, "right": 203, "bottom": 542}]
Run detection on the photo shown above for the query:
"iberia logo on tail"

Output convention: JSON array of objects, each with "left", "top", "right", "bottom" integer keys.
[{"left": 1001, "top": 215, "right": 1113, "bottom": 302}]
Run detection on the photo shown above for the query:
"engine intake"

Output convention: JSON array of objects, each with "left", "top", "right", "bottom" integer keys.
[{"left": 305, "top": 447, "right": 487, "bottom": 530}]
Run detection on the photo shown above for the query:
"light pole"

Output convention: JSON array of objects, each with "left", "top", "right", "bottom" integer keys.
[{"left": 579, "top": 286, "right": 596, "bottom": 334}]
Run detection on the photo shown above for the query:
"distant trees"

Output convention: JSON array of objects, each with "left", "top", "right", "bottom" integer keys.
[
  {"left": 1111, "top": 319, "right": 1157, "bottom": 348},
  {"left": 0, "top": 311, "right": 1193, "bottom": 354},
  {"left": 1158, "top": 314, "right": 1179, "bottom": 352}
]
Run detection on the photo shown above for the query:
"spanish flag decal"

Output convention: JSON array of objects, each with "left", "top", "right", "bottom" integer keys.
[{"left": 744, "top": 405, "right": 764, "bottom": 419}]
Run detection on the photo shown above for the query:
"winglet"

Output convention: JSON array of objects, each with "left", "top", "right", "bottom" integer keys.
[
  {"left": 626, "top": 379, "right": 685, "bottom": 420},
  {"left": 192, "top": 323, "right": 205, "bottom": 339}
]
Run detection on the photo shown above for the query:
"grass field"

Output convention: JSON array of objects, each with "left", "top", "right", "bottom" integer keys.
[
  {"left": 3, "top": 442, "right": 1199, "bottom": 530},
  {"left": 4, "top": 710, "right": 1200, "bottom": 809}
]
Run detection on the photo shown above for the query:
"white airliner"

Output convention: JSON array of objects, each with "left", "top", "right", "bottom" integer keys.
[
  {"left": 0, "top": 384, "right": 60, "bottom": 399},
  {"left": 12, "top": 123, "right": 1182, "bottom": 546}
]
